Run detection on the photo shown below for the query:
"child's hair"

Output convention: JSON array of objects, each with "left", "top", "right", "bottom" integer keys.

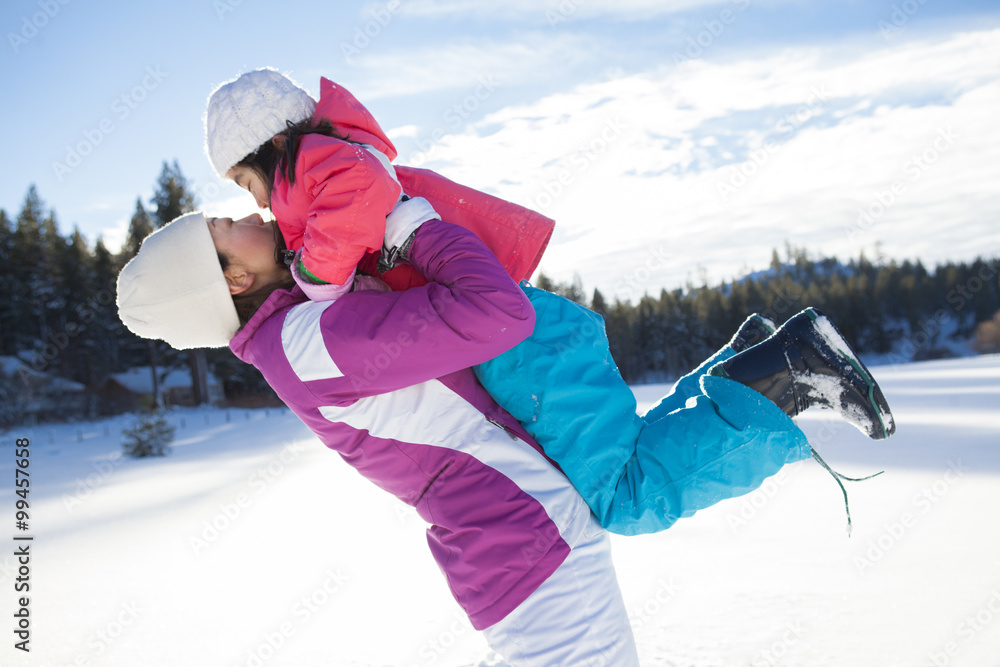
[
  {"left": 217, "top": 222, "right": 296, "bottom": 326},
  {"left": 234, "top": 119, "right": 351, "bottom": 201}
]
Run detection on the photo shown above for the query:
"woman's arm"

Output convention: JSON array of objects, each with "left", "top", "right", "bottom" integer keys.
[{"left": 282, "top": 219, "right": 535, "bottom": 402}]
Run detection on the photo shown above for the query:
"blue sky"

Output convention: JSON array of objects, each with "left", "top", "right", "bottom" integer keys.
[{"left": 2, "top": 0, "right": 998, "bottom": 299}]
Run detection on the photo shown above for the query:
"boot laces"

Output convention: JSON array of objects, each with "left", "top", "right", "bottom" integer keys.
[{"left": 810, "top": 449, "right": 883, "bottom": 536}]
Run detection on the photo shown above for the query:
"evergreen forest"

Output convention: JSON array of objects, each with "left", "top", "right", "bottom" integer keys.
[{"left": 1, "top": 162, "right": 998, "bottom": 425}]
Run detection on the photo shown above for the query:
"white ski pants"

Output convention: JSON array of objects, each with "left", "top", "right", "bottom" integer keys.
[{"left": 481, "top": 515, "right": 640, "bottom": 666}]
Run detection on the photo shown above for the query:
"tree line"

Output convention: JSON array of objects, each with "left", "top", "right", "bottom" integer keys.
[
  {"left": 538, "top": 246, "right": 1000, "bottom": 384},
  {"left": 0, "top": 163, "right": 270, "bottom": 425},
  {"left": 1, "top": 163, "right": 998, "bottom": 424}
]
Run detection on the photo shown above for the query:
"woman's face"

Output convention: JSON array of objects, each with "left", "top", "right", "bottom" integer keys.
[
  {"left": 226, "top": 165, "right": 271, "bottom": 209},
  {"left": 206, "top": 213, "right": 285, "bottom": 294}
]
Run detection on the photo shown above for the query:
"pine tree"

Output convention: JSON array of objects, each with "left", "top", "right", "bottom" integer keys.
[
  {"left": 34, "top": 211, "right": 71, "bottom": 382},
  {"left": 150, "top": 160, "right": 197, "bottom": 227},
  {"left": 121, "top": 410, "right": 175, "bottom": 458},
  {"left": 604, "top": 299, "right": 639, "bottom": 383},
  {"left": 590, "top": 289, "right": 608, "bottom": 317},
  {"left": 636, "top": 295, "right": 666, "bottom": 380},
  {"left": 563, "top": 274, "right": 586, "bottom": 305},
  {"left": 769, "top": 248, "right": 782, "bottom": 275},
  {"left": 0, "top": 209, "right": 16, "bottom": 355},
  {"left": 659, "top": 288, "right": 696, "bottom": 378},
  {"left": 120, "top": 198, "right": 154, "bottom": 263},
  {"left": 534, "top": 273, "right": 556, "bottom": 293},
  {"left": 57, "top": 228, "right": 94, "bottom": 384},
  {"left": 532, "top": 272, "right": 585, "bottom": 304},
  {"left": 11, "top": 187, "right": 47, "bottom": 353},
  {"left": 89, "top": 237, "right": 124, "bottom": 385},
  {"left": 969, "top": 258, "right": 1000, "bottom": 326}
]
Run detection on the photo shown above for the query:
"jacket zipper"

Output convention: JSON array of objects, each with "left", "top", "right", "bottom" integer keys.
[{"left": 485, "top": 416, "right": 519, "bottom": 440}]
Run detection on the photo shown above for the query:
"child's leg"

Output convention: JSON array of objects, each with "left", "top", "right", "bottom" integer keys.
[
  {"left": 475, "top": 288, "right": 809, "bottom": 536},
  {"left": 474, "top": 285, "right": 645, "bottom": 513},
  {"left": 481, "top": 516, "right": 640, "bottom": 667},
  {"left": 642, "top": 314, "right": 775, "bottom": 423},
  {"left": 599, "top": 374, "right": 811, "bottom": 535},
  {"left": 640, "top": 344, "right": 735, "bottom": 422}
]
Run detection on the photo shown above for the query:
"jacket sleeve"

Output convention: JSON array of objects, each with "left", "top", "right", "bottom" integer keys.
[
  {"left": 395, "top": 166, "right": 555, "bottom": 285},
  {"left": 285, "top": 220, "right": 535, "bottom": 403},
  {"left": 295, "top": 136, "right": 403, "bottom": 286}
]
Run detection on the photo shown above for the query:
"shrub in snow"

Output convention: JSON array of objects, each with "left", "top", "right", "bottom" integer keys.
[{"left": 122, "top": 411, "right": 175, "bottom": 458}]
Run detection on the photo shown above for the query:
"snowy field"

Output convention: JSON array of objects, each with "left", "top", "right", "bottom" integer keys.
[{"left": 1, "top": 355, "right": 999, "bottom": 667}]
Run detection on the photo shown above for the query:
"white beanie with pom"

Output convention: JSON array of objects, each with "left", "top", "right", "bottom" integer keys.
[
  {"left": 117, "top": 212, "right": 240, "bottom": 350},
  {"left": 204, "top": 68, "right": 317, "bottom": 178}
]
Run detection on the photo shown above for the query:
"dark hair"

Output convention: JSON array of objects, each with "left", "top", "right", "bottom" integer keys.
[
  {"left": 233, "top": 119, "right": 351, "bottom": 200},
  {"left": 217, "top": 223, "right": 296, "bottom": 327}
]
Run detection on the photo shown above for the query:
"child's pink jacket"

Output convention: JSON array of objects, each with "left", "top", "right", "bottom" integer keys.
[{"left": 268, "top": 77, "right": 555, "bottom": 289}]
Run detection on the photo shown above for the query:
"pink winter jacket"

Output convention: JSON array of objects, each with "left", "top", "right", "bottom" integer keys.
[
  {"left": 269, "top": 77, "right": 555, "bottom": 289},
  {"left": 230, "top": 220, "right": 592, "bottom": 629}
]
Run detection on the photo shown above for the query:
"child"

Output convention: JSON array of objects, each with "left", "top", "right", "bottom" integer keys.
[
  {"left": 204, "top": 70, "right": 895, "bottom": 536},
  {"left": 204, "top": 69, "right": 553, "bottom": 299}
]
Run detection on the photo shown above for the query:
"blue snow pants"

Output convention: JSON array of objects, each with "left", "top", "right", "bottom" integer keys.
[{"left": 474, "top": 284, "right": 812, "bottom": 536}]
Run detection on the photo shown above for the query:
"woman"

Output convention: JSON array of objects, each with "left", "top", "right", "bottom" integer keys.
[
  {"left": 117, "top": 210, "right": 889, "bottom": 664},
  {"left": 117, "top": 210, "right": 642, "bottom": 665}
]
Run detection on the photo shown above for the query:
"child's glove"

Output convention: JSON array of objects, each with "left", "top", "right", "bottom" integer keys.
[
  {"left": 291, "top": 252, "right": 354, "bottom": 302},
  {"left": 378, "top": 196, "right": 441, "bottom": 273}
]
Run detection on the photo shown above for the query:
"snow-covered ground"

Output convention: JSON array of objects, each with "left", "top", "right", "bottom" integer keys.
[{"left": 2, "top": 355, "right": 999, "bottom": 667}]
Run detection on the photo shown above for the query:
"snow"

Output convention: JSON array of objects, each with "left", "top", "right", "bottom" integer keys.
[
  {"left": 3, "top": 355, "right": 1000, "bottom": 666},
  {"left": 0, "top": 356, "right": 86, "bottom": 392},
  {"left": 797, "top": 372, "right": 872, "bottom": 438}
]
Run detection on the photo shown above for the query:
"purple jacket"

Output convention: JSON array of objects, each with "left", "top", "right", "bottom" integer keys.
[{"left": 229, "top": 220, "right": 593, "bottom": 630}]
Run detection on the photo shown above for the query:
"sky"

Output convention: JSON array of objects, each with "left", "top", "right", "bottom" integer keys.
[{"left": 2, "top": 0, "right": 999, "bottom": 301}]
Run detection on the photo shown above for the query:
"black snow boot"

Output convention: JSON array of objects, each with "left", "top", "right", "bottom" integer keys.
[
  {"left": 729, "top": 313, "right": 777, "bottom": 353},
  {"left": 710, "top": 307, "right": 895, "bottom": 440}
]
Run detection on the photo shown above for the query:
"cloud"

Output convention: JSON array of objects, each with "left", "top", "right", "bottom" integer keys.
[
  {"left": 396, "top": 0, "right": 766, "bottom": 23},
  {"left": 399, "top": 28, "right": 1000, "bottom": 299},
  {"left": 386, "top": 124, "right": 420, "bottom": 140},
  {"left": 99, "top": 218, "right": 130, "bottom": 255},
  {"left": 200, "top": 193, "right": 261, "bottom": 221},
  {"left": 325, "top": 31, "right": 606, "bottom": 101}
]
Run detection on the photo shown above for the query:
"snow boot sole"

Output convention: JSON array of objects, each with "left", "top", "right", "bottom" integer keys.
[{"left": 730, "top": 313, "right": 777, "bottom": 353}]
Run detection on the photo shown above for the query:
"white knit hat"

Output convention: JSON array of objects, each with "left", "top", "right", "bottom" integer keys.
[
  {"left": 204, "top": 68, "right": 317, "bottom": 178},
  {"left": 117, "top": 213, "right": 240, "bottom": 349}
]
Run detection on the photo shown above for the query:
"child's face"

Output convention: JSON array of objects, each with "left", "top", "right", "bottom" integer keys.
[
  {"left": 226, "top": 165, "right": 271, "bottom": 210},
  {"left": 206, "top": 214, "right": 285, "bottom": 294}
]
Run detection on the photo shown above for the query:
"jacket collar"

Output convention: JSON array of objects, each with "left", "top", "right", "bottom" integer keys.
[{"left": 229, "top": 286, "right": 308, "bottom": 362}]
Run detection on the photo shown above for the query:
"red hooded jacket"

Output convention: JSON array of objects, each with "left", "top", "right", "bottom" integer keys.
[{"left": 268, "top": 77, "right": 555, "bottom": 289}]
